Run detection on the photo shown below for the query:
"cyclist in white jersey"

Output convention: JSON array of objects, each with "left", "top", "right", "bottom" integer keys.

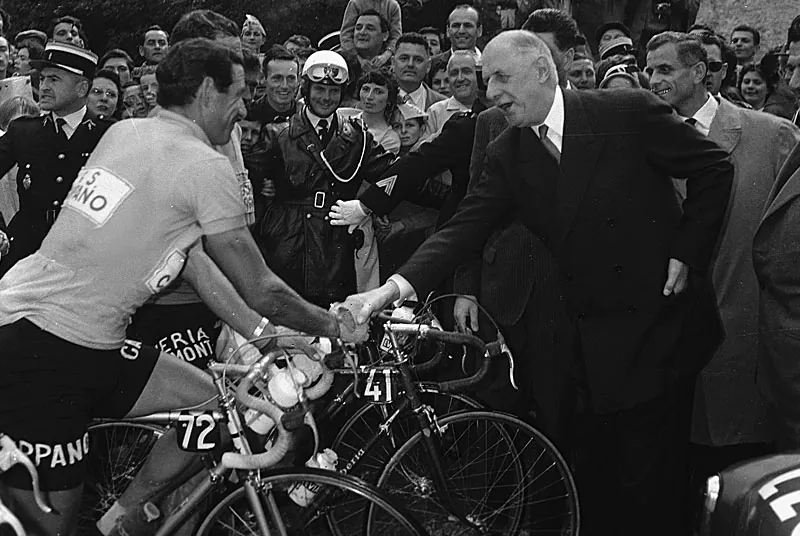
[{"left": 0, "top": 38, "right": 364, "bottom": 536}]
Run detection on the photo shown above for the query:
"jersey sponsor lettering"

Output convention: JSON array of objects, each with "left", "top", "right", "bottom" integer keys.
[
  {"left": 120, "top": 339, "right": 143, "bottom": 360},
  {"left": 64, "top": 167, "right": 133, "bottom": 225},
  {"left": 146, "top": 249, "right": 187, "bottom": 294},
  {"left": 157, "top": 327, "right": 214, "bottom": 364},
  {"left": 17, "top": 433, "right": 90, "bottom": 469}
]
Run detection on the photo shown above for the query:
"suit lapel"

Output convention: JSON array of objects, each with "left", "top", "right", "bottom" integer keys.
[
  {"left": 707, "top": 98, "right": 742, "bottom": 154},
  {"left": 557, "top": 90, "right": 603, "bottom": 244}
]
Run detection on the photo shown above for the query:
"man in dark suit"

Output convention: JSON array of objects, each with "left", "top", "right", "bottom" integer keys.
[
  {"left": 452, "top": 8, "right": 582, "bottom": 436},
  {"left": 342, "top": 30, "right": 734, "bottom": 536},
  {"left": 0, "top": 42, "right": 111, "bottom": 277},
  {"left": 431, "top": 4, "right": 483, "bottom": 67}
]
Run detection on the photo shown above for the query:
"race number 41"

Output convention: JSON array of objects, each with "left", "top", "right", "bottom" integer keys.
[{"left": 362, "top": 368, "right": 398, "bottom": 404}]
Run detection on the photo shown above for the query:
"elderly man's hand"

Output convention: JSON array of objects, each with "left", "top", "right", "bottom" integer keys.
[
  {"left": 330, "top": 304, "right": 369, "bottom": 343},
  {"left": 663, "top": 258, "right": 689, "bottom": 296},
  {"left": 335, "top": 282, "right": 402, "bottom": 325}
]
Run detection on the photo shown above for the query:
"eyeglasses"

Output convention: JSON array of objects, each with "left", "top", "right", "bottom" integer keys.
[
  {"left": 305, "top": 63, "right": 348, "bottom": 85},
  {"left": 90, "top": 88, "right": 118, "bottom": 99},
  {"left": 707, "top": 61, "right": 725, "bottom": 73}
]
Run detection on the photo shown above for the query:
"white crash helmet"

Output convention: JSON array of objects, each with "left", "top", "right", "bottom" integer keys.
[{"left": 302, "top": 50, "right": 349, "bottom": 86}]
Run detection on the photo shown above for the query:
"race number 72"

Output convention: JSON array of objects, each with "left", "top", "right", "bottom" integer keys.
[{"left": 176, "top": 412, "right": 220, "bottom": 452}]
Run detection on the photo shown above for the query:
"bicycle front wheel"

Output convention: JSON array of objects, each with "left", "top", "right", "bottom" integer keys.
[
  {"left": 372, "top": 410, "right": 580, "bottom": 535},
  {"left": 195, "top": 467, "right": 427, "bottom": 536}
]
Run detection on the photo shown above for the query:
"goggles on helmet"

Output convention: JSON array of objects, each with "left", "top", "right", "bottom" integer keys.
[{"left": 305, "top": 63, "right": 348, "bottom": 85}]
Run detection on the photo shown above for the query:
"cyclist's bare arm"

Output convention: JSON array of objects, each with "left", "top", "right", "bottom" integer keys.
[
  {"left": 183, "top": 243, "right": 265, "bottom": 338},
  {"left": 203, "top": 226, "right": 340, "bottom": 337}
]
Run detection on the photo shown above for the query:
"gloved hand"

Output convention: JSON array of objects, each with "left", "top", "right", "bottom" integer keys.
[{"left": 329, "top": 199, "right": 370, "bottom": 232}]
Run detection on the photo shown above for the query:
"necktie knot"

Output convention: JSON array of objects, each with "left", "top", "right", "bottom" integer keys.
[
  {"left": 537, "top": 124, "right": 560, "bottom": 164},
  {"left": 55, "top": 117, "right": 69, "bottom": 140},
  {"left": 685, "top": 117, "right": 697, "bottom": 126},
  {"left": 317, "top": 119, "right": 328, "bottom": 139}
]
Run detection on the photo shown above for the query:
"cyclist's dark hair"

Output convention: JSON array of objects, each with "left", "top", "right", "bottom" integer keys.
[
  {"left": 359, "top": 9, "right": 390, "bottom": 34},
  {"left": 100, "top": 48, "right": 134, "bottom": 71},
  {"left": 262, "top": 44, "right": 298, "bottom": 77},
  {"left": 732, "top": 24, "right": 760, "bottom": 46},
  {"left": 396, "top": 32, "right": 429, "bottom": 55},
  {"left": 143, "top": 25, "right": 169, "bottom": 44},
  {"left": 171, "top": 10, "right": 239, "bottom": 44},
  {"left": 157, "top": 38, "right": 243, "bottom": 108},
  {"left": 522, "top": 9, "right": 580, "bottom": 52}
]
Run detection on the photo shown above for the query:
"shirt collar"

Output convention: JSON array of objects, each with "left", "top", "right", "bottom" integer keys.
[
  {"left": 531, "top": 85, "right": 565, "bottom": 151},
  {"left": 305, "top": 107, "right": 336, "bottom": 131},
  {"left": 683, "top": 93, "right": 718, "bottom": 136},
  {"left": 401, "top": 84, "right": 427, "bottom": 111},
  {"left": 54, "top": 106, "right": 87, "bottom": 130},
  {"left": 151, "top": 107, "right": 213, "bottom": 147}
]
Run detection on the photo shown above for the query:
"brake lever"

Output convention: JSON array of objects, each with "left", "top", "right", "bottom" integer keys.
[
  {"left": 496, "top": 331, "right": 518, "bottom": 390},
  {"left": 0, "top": 500, "right": 25, "bottom": 536},
  {"left": 0, "top": 434, "right": 53, "bottom": 514}
]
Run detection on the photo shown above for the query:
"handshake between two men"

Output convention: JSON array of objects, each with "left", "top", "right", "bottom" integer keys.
[{"left": 330, "top": 280, "right": 405, "bottom": 342}]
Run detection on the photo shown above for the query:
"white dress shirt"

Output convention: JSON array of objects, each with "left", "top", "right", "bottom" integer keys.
[
  {"left": 681, "top": 94, "right": 718, "bottom": 137},
  {"left": 400, "top": 84, "right": 427, "bottom": 112},
  {"left": 54, "top": 106, "right": 87, "bottom": 139}
]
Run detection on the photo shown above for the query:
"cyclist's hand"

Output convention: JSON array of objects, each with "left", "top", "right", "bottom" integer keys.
[
  {"left": 0, "top": 231, "right": 9, "bottom": 258},
  {"left": 454, "top": 296, "right": 479, "bottom": 333},
  {"left": 338, "top": 282, "right": 401, "bottom": 324},
  {"left": 330, "top": 304, "right": 368, "bottom": 343},
  {"left": 329, "top": 200, "right": 369, "bottom": 227}
]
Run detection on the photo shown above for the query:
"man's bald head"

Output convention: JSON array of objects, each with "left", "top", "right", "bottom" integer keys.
[{"left": 484, "top": 30, "right": 559, "bottom": 86}]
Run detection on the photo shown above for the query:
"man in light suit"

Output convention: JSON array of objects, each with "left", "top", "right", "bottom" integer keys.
[
  {"left": 754, "top": 142, "right": 800, "bottom": 450},
  {"left": 647, "top": 30, "right": 800, "bottom": 517},
  {"left": 342, "top": 30, "right": 733, "bottom": 536}
]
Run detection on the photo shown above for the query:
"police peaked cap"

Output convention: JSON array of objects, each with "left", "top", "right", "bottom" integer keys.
[{"left": 31, "top": 42, "right": 98, "bottom": 78}]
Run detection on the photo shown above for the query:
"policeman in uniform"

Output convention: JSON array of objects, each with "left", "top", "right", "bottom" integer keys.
[
  {"left": 255, "top": 50, "right": 395, "bottom": 306},
  {"left": 0, "top": 42, "right": 112, "bottom": 276}
]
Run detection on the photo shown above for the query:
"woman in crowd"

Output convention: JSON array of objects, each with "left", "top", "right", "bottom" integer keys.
[
  {"left": 428, "top": 56, "right": 451, "bottom": 97},
  {"left": 87, "top": 69, "right": 121, "bottom": 120},
  {"left": 739, "top": 63, "right": 796, "bottom": 120},
  {"left": 241, "top": 14, "right": 266, "bottom": 54},
  {"left": 13, "top": 41, "right": 42, "bottom": 76},
  {"left": 356, "top": 69, "right": 400, "bottom": 154}
]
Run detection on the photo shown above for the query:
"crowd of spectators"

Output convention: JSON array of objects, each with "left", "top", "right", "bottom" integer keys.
[{"left": 0, "top": 2, "right": 800, "bottom": 534}]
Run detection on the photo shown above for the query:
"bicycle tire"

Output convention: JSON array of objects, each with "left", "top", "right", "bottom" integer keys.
[
  {"left": 370, "top": 410, "right": 580, "bottom": 535},
  {"left": 78, "top": 421, "right": 165, "bottom": 534},
  {"left": 195, "top": 467, "right": 427, "bottom": 536},
  {"left": 331, "top": 387, "right": 482, "bottom": 483}
]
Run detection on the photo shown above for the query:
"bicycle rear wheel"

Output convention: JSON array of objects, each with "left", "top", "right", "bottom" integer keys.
[
  {"left": 78, "top": 421, "right": 165, "bottom": 534},
  {"left": 371, "top": 410, "right": 580, "bottom": 535},
  {"left": 195, "top": 467, "right": 427, "bottom": 536}
]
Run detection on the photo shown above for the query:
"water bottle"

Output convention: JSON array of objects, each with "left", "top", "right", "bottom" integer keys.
[
  {"left": 288, "top": 449, "right": 339, "bottom": 507},
  {"left": 244, "top": 368, "right": 307, "bottom": 436}
]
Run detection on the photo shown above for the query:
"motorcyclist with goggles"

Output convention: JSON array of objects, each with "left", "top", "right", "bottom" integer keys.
[{"left": 253, "top": 50, "right": 396, "bottom": 307}]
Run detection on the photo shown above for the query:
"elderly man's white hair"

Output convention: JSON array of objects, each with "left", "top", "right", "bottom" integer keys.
[{"left": 487, "top": 30, "right": 559, "bottom": 86}]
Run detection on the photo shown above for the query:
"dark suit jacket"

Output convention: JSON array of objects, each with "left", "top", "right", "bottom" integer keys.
[{"left": 397, "top": 88, "right": 734, "bottom": 413}]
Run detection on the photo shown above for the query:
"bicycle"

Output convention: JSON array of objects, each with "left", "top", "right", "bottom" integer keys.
[
  {"left": 0, "top": 433, "right": 53, "bottom": 536},
  {"left": 322, "top": 312, "right": 581, "bottom": 535},
  {"left": 78, "top": 339, "right": 427, "bottom": 536}
]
